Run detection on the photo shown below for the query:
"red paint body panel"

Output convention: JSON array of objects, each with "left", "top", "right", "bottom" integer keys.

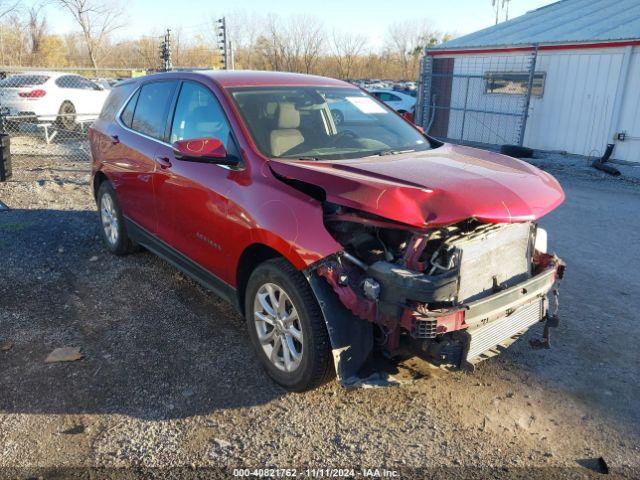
[
  {"left": 90, "top": 71, "right": 564, "bottom": 291},
  {"left": 93, "top": 123, "right": 159, "bottom": 234},
  {"left": 269, "top": 143, "right": 565, "bottom": 228}
]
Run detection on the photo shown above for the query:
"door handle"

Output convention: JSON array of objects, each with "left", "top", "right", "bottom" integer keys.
[
  {"left": 156, "top": 156, "right": 172, "bottom": 169},
  {"left": 110, "top": 134, "right": 119, "bottom": 145}
]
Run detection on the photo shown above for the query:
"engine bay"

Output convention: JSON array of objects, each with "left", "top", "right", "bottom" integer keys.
[{"left": 315, "top": 202, "right": 563, "bottom": 368}]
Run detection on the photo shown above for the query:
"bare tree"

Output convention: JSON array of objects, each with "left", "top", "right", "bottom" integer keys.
[
  {"left": 331, "top": 30, "right": 366, "bottom": 79},
  {"left": 224, "top": 10, "right": 263, "bottom": 69},
  {"left": 294, "top": 15, "right": 324, "bottom": 74},
  {"left": 0, "top": 0, "right": 19, "bottom": 19},
  {"left": 55, "top": 0, "right": 124, "bottom": 69},
  {"left": 254, "top": 14, "right": 324, "bottom": 74},
  {"left": 385, "top": 19, "right": 446, "bottom": 80},
  {"left": 27, "top": 3, "right": 47, "bottom": 58},
  {"left": 256, "top": 13, "right": 283, "bottom": 71}
]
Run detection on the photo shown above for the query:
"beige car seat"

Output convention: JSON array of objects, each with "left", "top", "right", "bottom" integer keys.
[{"left": 270, "top": 103, "right": 304, "bottom": 156}]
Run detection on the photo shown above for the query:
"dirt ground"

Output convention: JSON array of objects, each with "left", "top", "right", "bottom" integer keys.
[{"left": 1, "top": 151, "right": 639, "bottom": 479}]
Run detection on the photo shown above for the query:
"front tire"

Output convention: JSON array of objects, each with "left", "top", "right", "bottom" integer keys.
[
  {"left": 96, "top": 181, "right": 138, "bottom": 255},
  {"left": 245, "top": 258, "right": 333, "bottom": 391}
]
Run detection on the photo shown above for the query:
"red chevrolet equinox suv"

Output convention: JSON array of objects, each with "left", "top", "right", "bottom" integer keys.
[{"left": 90, "top": 71, "right": 565, "bottom": 391}]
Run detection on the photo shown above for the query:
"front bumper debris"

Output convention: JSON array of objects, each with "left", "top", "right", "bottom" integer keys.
[{"left": 309, "top": 250, "right": 564, "bottom": 385}]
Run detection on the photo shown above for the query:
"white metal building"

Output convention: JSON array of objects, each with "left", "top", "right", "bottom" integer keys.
[{"left": 420, "top": 0, "right": 640, "bottom": 163}]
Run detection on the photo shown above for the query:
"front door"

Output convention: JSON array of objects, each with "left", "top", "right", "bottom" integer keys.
[{"left": 154, "top": 80, "right": 239, "bottom": 282}]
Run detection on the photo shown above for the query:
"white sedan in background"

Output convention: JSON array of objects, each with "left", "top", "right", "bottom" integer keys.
[
  {"left": 0, "top": 72, "right": 110, "bottom": 131},
  {"left": 368, "top": 89, "right": 416, "bottom": 115}
]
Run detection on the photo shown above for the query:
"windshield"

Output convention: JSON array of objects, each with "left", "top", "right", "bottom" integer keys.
[{"left": 228, "top": 86, "right": 429, "bottom": 160}]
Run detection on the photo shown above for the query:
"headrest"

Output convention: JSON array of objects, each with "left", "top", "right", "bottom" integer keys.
[
  {"left": 277, "top": 103, "right": 300, "bottom": 129},
  {"left": 265, "top": 102, "right": 278, "bottom": 116}
]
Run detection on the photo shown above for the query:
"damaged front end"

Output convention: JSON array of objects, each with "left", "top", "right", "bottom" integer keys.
[{"left": 306, "top": 203, "right": 565, "bottom": 385}]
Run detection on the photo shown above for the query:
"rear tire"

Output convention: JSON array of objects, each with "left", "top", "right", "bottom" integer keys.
[
  {"left": 245, "top": 258, "right": 333, "bottom": 391},
  {"left": 56, "top": 101, "right": 78, "bottom": 132},
  {"left": 96, "top": 181, "right": 138, "bottom": 255}
]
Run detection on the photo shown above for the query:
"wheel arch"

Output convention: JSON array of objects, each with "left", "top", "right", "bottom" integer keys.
[
  {"left": 235, "top": 243, "right": 289, "bottom": 316},
  {"left": 93, "top": 170, "right": 109, "bottom": 200},
  {"left": 58, "top": 99, "right": 75, "bottom": 113}
]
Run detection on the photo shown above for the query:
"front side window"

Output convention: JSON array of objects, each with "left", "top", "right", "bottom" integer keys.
[
  {"left": 170, "top": 82, "right": 231, "bottom": 147},
  {"left": 130, "top": 81, "right": 178, "bottom": 140},
  {"left": 76, "top": 76, "right": 100, "bottom": 90},
  {"left": 56, "top": 76, "right": 80, "bottom": 89},
  {"left": 377, "top": 92, "right": 400, "bottom": 102},
  {"left": 229, "top": 86, "right": 429, "bottom": 160}
]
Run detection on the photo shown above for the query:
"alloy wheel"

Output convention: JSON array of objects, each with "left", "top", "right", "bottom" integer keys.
[
  {"left": 59, "top": 102, "right": 77, "bottom": 131},
  {"left": 253, "top": 282, "right": 304, "bottom": 373},
  {"left": 100, "top": 192, "right": 119, "bottom": 246}
]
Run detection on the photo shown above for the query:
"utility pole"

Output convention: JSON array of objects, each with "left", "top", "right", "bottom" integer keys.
[
  {"left": 216, "top": 17, "right": 233, "bottom": 70},
  {"left": 217, "top": 17, "right": 227, "bottom": 69},
  {"left": 159, "top": 29, "right": 172, "bottom": 71}
]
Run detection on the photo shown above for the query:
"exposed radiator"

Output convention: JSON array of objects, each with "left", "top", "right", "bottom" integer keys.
[
  {"left": 454, "top": 222, "right": 532, "bottom": 303},
  {"left": 466, "top": 297, "right": 545, "bottom": 362}
]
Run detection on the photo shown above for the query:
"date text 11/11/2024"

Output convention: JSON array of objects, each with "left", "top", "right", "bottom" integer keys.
[{"left": 232, "top": 468, "right": 400, "bottom": 477}]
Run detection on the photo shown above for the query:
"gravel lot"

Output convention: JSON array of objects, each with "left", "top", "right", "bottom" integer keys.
[{"left": 1, "top": 148, "right": 639, "bottom": 479}]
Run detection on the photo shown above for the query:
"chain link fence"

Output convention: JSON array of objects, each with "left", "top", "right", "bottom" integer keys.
[
  {"left": 0, "top": 67, "right": 146, "bottom": 162},
  {"left": 417, "top": 49, "right": 539, "bottom": 147}
]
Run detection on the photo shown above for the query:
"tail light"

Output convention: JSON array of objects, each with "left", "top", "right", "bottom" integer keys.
[{"left": 18, "top": 89, "right": 46, "bottom": 98}]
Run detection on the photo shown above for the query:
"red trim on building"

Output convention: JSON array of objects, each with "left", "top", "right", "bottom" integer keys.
[{"left": 428, "top": 40, "right": 640, "bottom": 56}]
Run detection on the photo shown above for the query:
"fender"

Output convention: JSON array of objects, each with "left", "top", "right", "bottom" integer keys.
[{"left": 305, "top": 266, "right": 374, "bottom": 385}]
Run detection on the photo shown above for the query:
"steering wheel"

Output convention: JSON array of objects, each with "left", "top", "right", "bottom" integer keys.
[{"left": 333, "top": 130, "right": 358, "bottom": 144}]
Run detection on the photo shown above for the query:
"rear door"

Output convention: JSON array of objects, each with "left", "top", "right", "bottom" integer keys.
[
  {"left": 104, "top": 80, "right": 179, "bottom": 234},
  {"left": 153, "top": 80, "right": 238, "bottom": 280},
  {"left": 55, "top": 75, "right": 88, "bottom": 119}
]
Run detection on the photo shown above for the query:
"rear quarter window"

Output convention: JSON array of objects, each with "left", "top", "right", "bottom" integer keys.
[
  {"left": 99, "top": 82, "right": 138, "bottom": 121},
  {"left": 120, "top": 89, "right": 139, "bottom": 127},
  {"left": 0, "top": 75, "right": 50, "bottom": 87}
]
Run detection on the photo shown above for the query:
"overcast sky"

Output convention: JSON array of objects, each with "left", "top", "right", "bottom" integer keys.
[{"left": 39, "top": 0, "right": 558, "bottom": 47}]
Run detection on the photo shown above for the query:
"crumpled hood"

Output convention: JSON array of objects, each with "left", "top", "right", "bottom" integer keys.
[{"left": 269, "top": 143, "right": 565, "bottom": 229}]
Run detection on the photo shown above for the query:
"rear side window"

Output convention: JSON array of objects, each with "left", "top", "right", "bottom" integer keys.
[
  {"left": 100, "top": 82, "right": 137, "bottom": 121},
  {"left": 120, "top": 90, "right": 139, "bottom": 127},
  {"left": 0, "top": 75, "right": 49, "bottom": 87},
  {"left": 130, "top": 81, "right": 178, "bottom": 140}
]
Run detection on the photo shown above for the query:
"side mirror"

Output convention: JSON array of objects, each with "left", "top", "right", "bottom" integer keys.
[{"left": 173, "top": 138, "right": 239, "bottom": 166}]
